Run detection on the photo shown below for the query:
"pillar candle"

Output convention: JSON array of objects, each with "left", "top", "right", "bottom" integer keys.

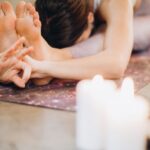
[
  {"left": 106, "top": 78, "right": 149, "bottom": 150},
  {"left": 76, "top": 76, "right": 106, "bottom": 150},
  {"left": 76, "top": 76, "right": 149, "bottom": 150},
  {"left": 76, "top": 75, "right": 117, "bottom": 150}
]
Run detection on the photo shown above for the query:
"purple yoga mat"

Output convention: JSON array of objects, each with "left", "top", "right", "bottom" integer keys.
[{"left": 0, "top": 49, "right": 150, "bottom": 111}]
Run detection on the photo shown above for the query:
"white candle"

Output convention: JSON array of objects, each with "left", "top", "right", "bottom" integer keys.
[
  {"left": 76, "top": 76, "right": 149, "bottom": 150},
  {"left": 76, "top": 75, "right": 107, "bottom": 150},
  {"left": 106, "top": 78, "right": 149, "bottom": 150}
]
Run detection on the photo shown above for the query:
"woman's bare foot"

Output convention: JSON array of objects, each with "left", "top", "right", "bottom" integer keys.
[
  {"left": 0, "top": 2, "right": 18, "bottom": 52},
  {"left": 16, "top": 1, "right": 53, "bottom": 85}
]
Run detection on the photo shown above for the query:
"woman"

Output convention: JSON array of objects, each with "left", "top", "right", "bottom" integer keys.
[
  {"left": 35, "top": 0, "right": 141, "bottom": 48},
  {"left": 16, "top": 0, "right": 149, "bottom": 85}
]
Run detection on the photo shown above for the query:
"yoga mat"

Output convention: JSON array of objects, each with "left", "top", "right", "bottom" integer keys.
[{"left": 0, "top": 49, "right": 149, "bottom": 111}]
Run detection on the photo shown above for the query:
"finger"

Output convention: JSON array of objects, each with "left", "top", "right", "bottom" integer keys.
[
  {"left": 5, "top": 69, "right": 25, "bottom": 87},
  {"left": 24, "top": 55, "right": 34, "bottom": 63},
  {"left": 15, "top": 61, "right": 31, "bottom": 83},
  {"left": 24, "top": 55, "right": 36, "bottom": 66},
  {"left": 11, "top": 75, "right": 25, "bottom": 88},
  {"left": 17, "top": 46, "right": 33, "bottom": 60},
  {"left": 2, "top": 57, "right": 18, "bottom": 69},
  {"left": 24, "top": 56, "right": 43, "bottom": 78},
  {"left": 4, "top": 37, "right": 25, "bottom": 58},
  {"left": 22, "top": 62, "right": 32, "bottom": 83},
  {"left": 3, "top": 37, "right": 26, "bottom": 61},
  {"left": 24, "top": 55, "right": 41, "bottom": 72}
]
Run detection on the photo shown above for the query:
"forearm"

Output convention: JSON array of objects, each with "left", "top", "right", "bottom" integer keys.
[{"left": 45, "top": 51, "right": 126, "bottom": 80}]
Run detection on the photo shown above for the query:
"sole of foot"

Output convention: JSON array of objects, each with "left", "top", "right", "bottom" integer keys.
[{"left": 16, "top": 2, "right": 52, "bottom": 86}]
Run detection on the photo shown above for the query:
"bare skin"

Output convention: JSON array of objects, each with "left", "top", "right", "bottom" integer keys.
[
  {"left": 16, "top": 2, "right": 72, "bottom": 85},
  {"left": 16, "top": 1, "right": 53, "bottom": 85},
  {"left": 0, "top": 2, "right": 32, "bottom": 87},
  {"left": 16, "top": 2, "right": 74, "bottom": 85},
  {"left": 22, "top": 0, "right": 134, "bottom": 80},
  {"left": 21, "top": 0, "right": 150, "bottom": 81},
  {"left": 0, "top": 0, "right": 148, "bottom": 84},
  {"left": 0, "top": 2, "right": 18, "bottom": 52},
  {"left": 0, "top": 37, "right": 33, "bottom": 87}
]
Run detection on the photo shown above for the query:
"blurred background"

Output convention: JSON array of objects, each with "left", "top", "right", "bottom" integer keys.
[
  {"left": 0, "top": 0, "right": 150, "bottom": 15},
  {"left": 0, "top": 0, "right": 35, "bottom": 7}
]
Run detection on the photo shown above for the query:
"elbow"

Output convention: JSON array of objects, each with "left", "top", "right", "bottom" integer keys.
[
  {"left": 95, "top": 63, "right": 126, "bottom": 80},
  {"left": 111, "top": 64, "right": 126, "bottom": 79},
  {"left": 93, "top": 52, "right": 129, "bottom": 79},
  {"left": 98, "top": 59, "right": 127, "bottom": 79},
  {"left": 110, "top": 58, "right": 128, "bottom": 79}
]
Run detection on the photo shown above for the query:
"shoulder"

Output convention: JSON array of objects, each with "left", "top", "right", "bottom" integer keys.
[
  {"left": 96, "top": 0, "right": 134, "bottom": 21},
  {"left": 97, "top": 0, "right": 141, "bottom": 13},
  {"left": 134, "top": 0, "right": 142, "bottom": 11}
]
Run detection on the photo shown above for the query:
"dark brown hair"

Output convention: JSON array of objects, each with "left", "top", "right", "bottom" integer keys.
[{"left": 35, "top": 0, "right": 90, "bottom": 48}]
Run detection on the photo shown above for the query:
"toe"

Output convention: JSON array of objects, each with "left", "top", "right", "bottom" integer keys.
[
  {"left": 16, "top": 1, "right": 26, "bottom": 18},
  {"left": 25, "top": 2, "right": 41, "bottom": 28},
  {"left": 34, "top": 19, "right": 41, "bottom": 28},
  {"left": 33, "top": 12, "right": 39, "bottom": 20},
  {"left": 1, "top": 1, "right": 15, "bottom": 17},
  {"left": 26, "top": 3, "right": 36, "bottom": 15},
  {"left": 0, "top": 4, "right": 4, "bottom": 17}
]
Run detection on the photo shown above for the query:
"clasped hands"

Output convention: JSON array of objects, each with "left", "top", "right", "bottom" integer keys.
[{"left": 0, "top": 37, "right": 49, "bottom": 88}]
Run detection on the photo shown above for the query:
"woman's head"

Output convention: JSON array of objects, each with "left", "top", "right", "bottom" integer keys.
[{"left": 35, "top": 0, "right": 94, "bottom": 48}]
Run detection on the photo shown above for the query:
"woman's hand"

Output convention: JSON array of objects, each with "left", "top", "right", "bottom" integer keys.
[
  {"left": 24, "top": 56, "right": 50, "bottom": 79},
  {"left": 0, "top": 37, "right": 33, "bottom": 88}
]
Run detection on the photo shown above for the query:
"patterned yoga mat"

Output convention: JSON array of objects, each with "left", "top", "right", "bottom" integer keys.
[{"left": 0, "top": 49, "right": 150, "bottom": 111}]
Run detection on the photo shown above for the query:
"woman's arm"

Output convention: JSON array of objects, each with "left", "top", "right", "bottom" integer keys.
[
  {"left": 98, "top": 0, "right": 134, "bottom": 68},
  {"left": 58, "top": 0, "right": 134, "bottom": 59},
  {"left": 27, "top": 0, "right": 134, "bottom": 80}
]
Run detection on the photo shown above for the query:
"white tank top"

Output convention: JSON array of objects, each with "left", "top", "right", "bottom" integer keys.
[
  {"left": 94, "top": 0, "right": 101, "bottom": 11},
  {"left": 94, "top": 0, "right": 137, "bottom": 11}
]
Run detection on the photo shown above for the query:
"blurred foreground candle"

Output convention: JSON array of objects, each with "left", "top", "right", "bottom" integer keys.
[
  {"left": 76, "top": 76, "right": 105, "bottom": 150},
  {"left": 76, "top": 76, "right": 149, "bottom": 150},
  {"left": 106, "top": 78, "right": 149, "bottom": 150}
]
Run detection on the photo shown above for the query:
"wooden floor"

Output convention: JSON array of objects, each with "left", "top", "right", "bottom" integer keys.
[{"left": 0, "top": 102, "right": 76, "bottom": 150}]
